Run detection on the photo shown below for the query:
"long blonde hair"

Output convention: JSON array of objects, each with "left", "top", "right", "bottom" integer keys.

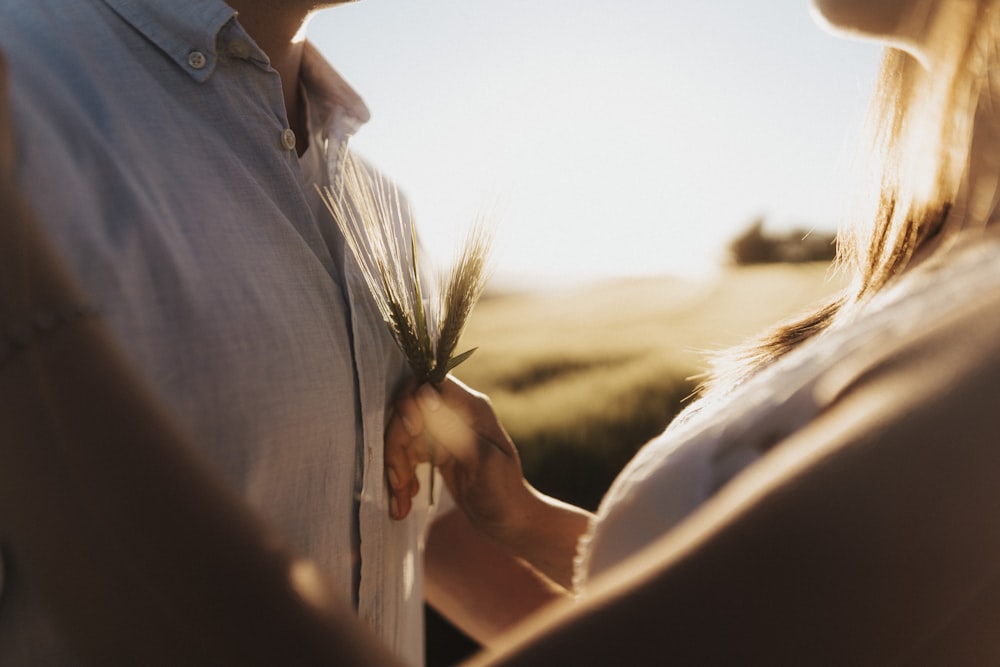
[{"left": 701, "top": 0, "right": 1000, "bottom": 396}]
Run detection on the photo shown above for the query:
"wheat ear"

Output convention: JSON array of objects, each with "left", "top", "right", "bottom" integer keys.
[{"left": 317, "top": 152, "right": 493, "bottom": 503}]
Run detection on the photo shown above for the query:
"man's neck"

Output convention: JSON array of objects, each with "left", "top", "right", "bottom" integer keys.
[{"left": 229, "top": 2, "right": 310, "bottom": 153}]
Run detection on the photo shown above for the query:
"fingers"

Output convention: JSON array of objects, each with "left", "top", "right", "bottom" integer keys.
[
  {"left": 384, "top": 414, "right": 420, "bottom": 520},
  {"left": 385, "top": 375, "right": 515, "bottom": 521},
  {"left": 395, "top": 379, "right": 425, "bottom": 436},
  {"left": 393, "top": 392, "right": 429, "bottom": 466},
  {"left": 385, "top": 382, "right": 434, "bottom": 521}
]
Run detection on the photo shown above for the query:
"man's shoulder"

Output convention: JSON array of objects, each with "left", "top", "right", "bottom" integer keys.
[
  {"left": 1, "top": 0, "right": 193, "bottom": 171},
  {"left": 0, "top": 1, "right": 134, "bottom": 107},
  {"left": 0, "top": 0, "right": 117, "bottom": 54}
]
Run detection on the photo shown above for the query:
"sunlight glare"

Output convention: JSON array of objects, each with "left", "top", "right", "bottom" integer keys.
[{"left": 309, "top": 0, "right": 882, "bottom": 285}]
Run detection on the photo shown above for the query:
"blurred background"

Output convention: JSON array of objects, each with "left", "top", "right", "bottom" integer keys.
[
  {"left": 309, "top": 0, "right": 882, "bottom": 284},
  {"left": 308, "top": 2, "right": 883, "bottom": 664}
]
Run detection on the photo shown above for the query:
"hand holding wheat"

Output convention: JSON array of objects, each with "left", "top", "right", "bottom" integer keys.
[{"left": 317, "top": 154, "right": 492, "bottom": 503}]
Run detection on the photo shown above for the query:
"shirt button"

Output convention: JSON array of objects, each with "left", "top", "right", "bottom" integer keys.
[
  {"left": 187, "top": 50, "right": 207, "bottom": 70},
  {"left": 280, "top": 128, "right": 297, "bottom": 151}
]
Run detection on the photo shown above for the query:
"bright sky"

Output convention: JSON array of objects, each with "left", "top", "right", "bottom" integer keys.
[{"left": 308, "top": 0, "right": 883, "bottom": 284}]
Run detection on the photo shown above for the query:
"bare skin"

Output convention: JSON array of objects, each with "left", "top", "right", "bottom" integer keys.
[
  {"left": 811, "top": 0, "right": 942, "bottom": 63},
  {"left": 387, "top": 378, "right": 594, "bottom": 592}
]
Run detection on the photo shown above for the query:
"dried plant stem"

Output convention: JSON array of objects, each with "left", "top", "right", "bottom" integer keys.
[{"left": 317, "top": 153, "right": 493, "bottom": 504}]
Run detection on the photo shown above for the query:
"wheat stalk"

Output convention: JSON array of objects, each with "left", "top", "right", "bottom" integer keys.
[{"left": 317, "top": 153, "right": 493, "bottom": 503}]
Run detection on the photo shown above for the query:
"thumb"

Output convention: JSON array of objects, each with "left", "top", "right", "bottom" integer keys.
[
  {"left": 438, "top": 376, "right": 517, "bottom": 460},
  {"left": 414, "top": 384, "right": 482, "bottom": 466}
]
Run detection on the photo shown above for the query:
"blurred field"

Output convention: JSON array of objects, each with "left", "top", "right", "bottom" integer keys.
[{"left": 452, "top": 261, "right": 846, "bottom": 510}]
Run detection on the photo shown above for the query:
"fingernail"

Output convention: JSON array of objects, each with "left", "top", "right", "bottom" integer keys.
[
  {"left": 390, "top": 496, "right": 400, "bottom": 520},
  {"left": 417, "top": 385, "right": 441, "bottom": 411},
  {"left": 388, "top": 467, "right": 400, "bottom": 490},
  {"left": 401, "top": 414, "right": 418, "bottom": 436}
]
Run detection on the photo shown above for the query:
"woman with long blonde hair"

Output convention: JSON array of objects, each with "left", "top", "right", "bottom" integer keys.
[
  {"left": 710, "top": 0, "right": 1000, "bottom": 385},
  {"left": 389, "top": 0, "right": 1000, "bottom": 662}
]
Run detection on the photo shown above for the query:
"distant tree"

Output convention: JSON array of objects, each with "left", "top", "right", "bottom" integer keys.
[
  {"left": 728, "top": 217, "right": 836, "bottom": 265},
  {"left": 728, "top": 217, "right": 775, "bottom": 265}
]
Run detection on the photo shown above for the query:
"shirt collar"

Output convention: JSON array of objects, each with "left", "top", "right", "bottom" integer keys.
[
  {"left": 100, "top": 1, "right": 370, "bottom": 132},
  {"left": 100, "top": 0, "right": 237, "bottom": 82},
  {"left": 300, "top": 41, "right": 371, "bottom": 136}
]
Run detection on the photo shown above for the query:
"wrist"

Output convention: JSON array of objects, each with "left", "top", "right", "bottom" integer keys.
[
  {"left": 498, "top": 486, "right": 595, "bottom": 591},
  {"left": 491, "top": 482, "right": 552, "bottom": 550}
]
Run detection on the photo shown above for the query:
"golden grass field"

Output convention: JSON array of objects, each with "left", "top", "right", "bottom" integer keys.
[{"left": 452, "top": 262, "right": 846, "bottom": 510}]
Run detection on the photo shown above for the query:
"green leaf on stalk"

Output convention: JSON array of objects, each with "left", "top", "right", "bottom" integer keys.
[
  {"left": 316, "top": 152, "right": 494, "bottom": 507},
  {"left": 444, "top": 347, "right": 478, "bottom": 374}
]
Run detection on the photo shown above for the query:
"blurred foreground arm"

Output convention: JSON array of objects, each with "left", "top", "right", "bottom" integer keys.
[{"left": 0, "top": 54, "right": 399, "bottom": 666}]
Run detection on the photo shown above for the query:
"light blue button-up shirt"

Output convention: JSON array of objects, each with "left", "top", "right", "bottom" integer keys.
[{"left": 0, "top": 1, "right": 438, "bottom": 663}]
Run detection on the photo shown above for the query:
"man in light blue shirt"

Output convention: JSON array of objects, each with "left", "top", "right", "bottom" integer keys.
[
  {"left": 0, "top": 1, "right": 565, "bottom": 663},
  {"left": 0, "top": 0, "right": 444, "bottom": 662}
]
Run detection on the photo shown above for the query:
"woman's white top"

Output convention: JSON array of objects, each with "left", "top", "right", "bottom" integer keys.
[{"left": 576, "top": 230, "right": 1000, "bottom": 589}]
